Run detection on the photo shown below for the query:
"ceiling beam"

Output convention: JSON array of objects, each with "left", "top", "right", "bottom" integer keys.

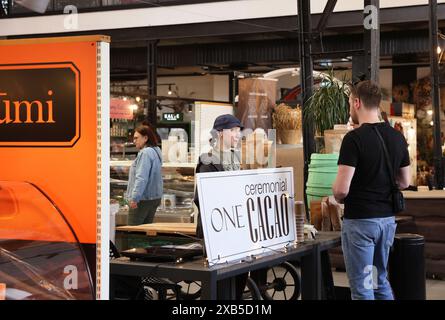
[
  {"left": 316, "top": 0, "right": 337, "bottom": 33},
  {"left": 7, "top": 4, "right": 445, "bottom": 44}
]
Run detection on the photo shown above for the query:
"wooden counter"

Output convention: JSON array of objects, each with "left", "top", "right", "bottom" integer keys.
[
  {"left": 403, "top": 190, "right": 445, "bottom": 199},
  {"left": 116, "top": 222, "right": 196, "bottom": 236},
  {"left": 400, "top": 190, "right": 445, "bottom": 218},
  {"left": 398, "top": 190, "right": 445, "bottom": 277}
]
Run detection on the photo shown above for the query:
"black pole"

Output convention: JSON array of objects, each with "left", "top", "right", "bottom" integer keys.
[
  {"left": 429, "top": 0, "right": 444, "bottom": 189},
  {"left": 352, "top": 55, "right": 366, "bottom": 82},
  {"left": 147, "top": 40, "right": 158, "bottom": 126},
  {"left": 229, "top": 72, "right": 235, "bottom": 106},
  {"left": 364, "top": 0, "right": 380, "bottom": 82},
  {"left": 298, "top": 0, "right": 315, "bottom": 221}
]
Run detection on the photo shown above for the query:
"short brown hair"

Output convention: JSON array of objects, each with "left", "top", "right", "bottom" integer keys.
[
  {"left": 349, "top": 80, "right": 381, "bottom": 109},
  {"left": 135, "top": 123, "right": 159, "bottom": 147}
]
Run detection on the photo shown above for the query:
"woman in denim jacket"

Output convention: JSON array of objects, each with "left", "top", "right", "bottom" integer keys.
[{"left": 126, "top": 124, "right": 163, "bottom": 225}]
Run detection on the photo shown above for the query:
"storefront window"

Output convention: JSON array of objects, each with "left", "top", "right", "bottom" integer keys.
[{"left": 411, "top": 75, "right": 445, "bottom": 187}]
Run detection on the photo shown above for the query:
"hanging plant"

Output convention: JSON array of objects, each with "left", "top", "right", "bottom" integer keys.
[{"left": 303, "top": 71, "right": 350, "bottom": 136}]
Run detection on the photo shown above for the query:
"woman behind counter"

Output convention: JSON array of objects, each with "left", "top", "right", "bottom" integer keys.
[{"left": 126, "top": 123, "right": 163, "bottom": 225}]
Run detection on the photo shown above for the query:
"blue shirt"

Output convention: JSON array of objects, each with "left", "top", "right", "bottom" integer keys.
[{"left": 126, "top": 146, "right": 163, "bottom": 202}]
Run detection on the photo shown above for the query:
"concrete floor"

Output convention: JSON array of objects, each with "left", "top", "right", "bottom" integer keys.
[
  {"left": 164, "top": 267, "right": 445, "bottom": 300},
  {"left": 332, "top": 270, "right": 445, "bottom": 300},
  {"left": 257, "top": 266, "right": 445, "bottom": 300}
]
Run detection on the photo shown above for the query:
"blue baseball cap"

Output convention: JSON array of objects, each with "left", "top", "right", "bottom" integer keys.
[{"left": 212, "top": 114, "right": 244, "bottom": 131}]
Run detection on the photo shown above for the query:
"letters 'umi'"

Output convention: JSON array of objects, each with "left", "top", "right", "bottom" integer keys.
[{"left": 0, "top": 90, "right": 55, "bottom": 124}]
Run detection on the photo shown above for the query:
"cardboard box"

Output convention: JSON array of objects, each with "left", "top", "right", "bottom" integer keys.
[
  {"left": 241, "top": 131, "right": 274, "bottom": 169},
  {"left": 276, "top": 144, "right": 304, "bottom": 206},
  {"left": 324, "top": 129, "right": 350, "bottom": 154}
]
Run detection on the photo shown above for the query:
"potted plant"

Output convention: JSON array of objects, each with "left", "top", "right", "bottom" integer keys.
[
  {"left": 303, "top": 71, "right": 350, "bottom": 152},
  {"left": 272, "top": 103, "right": 303, "bottom": 144}
]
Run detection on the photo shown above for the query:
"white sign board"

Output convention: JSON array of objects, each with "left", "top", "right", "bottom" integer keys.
[{"left": 196, "top": 167, "right": 296, "bottom": 265}]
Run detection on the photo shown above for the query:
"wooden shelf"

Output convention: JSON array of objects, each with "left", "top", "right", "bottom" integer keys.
[
  {"left": 162, "top": 162, "right": 196, "bottom": 168},
  {"left": 110, "top": 160, "right": 132, "bottom": 167}
]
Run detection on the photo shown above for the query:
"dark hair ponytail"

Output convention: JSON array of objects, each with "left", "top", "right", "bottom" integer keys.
[{"left": 135, "top": 122, "right": 159, "bottom": 147}]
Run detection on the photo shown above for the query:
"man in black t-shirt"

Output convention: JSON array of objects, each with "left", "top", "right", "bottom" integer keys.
[{"left": 333, "top": 80, "right": 411, "bottom": 300}]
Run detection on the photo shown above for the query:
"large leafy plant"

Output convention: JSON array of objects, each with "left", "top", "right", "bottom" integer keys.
[{"left": 304, "top": 72, "right": 350, "bottom": 136}]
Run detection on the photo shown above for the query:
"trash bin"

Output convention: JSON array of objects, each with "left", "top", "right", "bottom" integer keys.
[{"left": 389, "top": 233, "right": 426, "bottom": 300}]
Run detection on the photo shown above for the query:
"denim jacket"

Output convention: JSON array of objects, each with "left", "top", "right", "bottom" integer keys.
[{"left": 126, "top": 146, "right": 163, "bottom": 202}]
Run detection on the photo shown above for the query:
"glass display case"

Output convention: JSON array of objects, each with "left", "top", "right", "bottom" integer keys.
[
  {"left": 158, "top": 165, "right": 196, "bottom": 223},
  {"left": 110, "top": 159, "right": 196, "bottom": 226}
]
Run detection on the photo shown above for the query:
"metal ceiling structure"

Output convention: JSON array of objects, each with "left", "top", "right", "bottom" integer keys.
[
  {"left": 2, "top": 1, "right": 445, "bottom": 187},
  {"left": 108, "top": 30, "right": 435, "bottom": 80},
  {"left": 5, "top": 4, "right": 445, "bottom": 40},
  {"left": 4, "top": 3, "right": 445, "bottom": 78}
]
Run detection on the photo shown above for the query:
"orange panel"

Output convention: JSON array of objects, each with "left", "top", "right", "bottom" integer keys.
[
  {"left": 0, "top": 40, "right": 99, "bottom": 244},
  {"left": 0, "top": 181, "right": 78, "bottom": 243}
]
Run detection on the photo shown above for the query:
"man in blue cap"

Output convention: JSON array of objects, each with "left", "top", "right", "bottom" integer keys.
[
  {"left": 199, "top": 114, "right": 244, "bottom": 170},
  {"left": 194, "top": 114, "right": 247, "bottom": 299},
  {"left": 194, "top": 113, "right": 243, "bottom": 206}
]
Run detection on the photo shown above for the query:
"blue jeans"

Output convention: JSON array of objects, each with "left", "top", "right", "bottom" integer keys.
[
  {"left": 341, "top": 217, "right": 397, "bottom": 300},
  {"left": 127, "top": 199, "right": 161, "bottom": 225}
]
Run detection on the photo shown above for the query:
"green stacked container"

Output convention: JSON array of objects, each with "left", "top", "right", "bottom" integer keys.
[{"left": 306, "top": 153, "right": 339, "bottom": 205}]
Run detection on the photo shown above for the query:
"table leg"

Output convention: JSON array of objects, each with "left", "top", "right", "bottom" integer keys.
[
  {"left": 217, "top": 277, "right": 237, "bottom": 299},
  {"left": 320, "top": 250, "right": 336, "bottom": 300},
  {"left": 301, "top": 246, "right": 322, "bottom": 300},
  {"left": 109, "top": 276, "right": 116, "bottom": 300},
  {"left": 201, "top": 273, "right": 218, "bottom": 300}
]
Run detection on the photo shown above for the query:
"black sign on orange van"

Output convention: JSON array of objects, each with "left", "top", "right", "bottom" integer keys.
[{"left": 0, "top": 63, "right": 80, "bottom": 147}]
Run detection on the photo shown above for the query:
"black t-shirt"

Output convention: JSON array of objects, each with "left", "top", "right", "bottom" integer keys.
[{"left": 338, "top": 122, "right": 410, "bottom": 219}]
